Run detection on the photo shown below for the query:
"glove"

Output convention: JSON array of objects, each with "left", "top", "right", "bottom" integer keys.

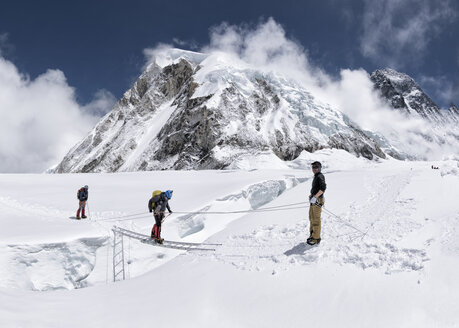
[
  {"left": 310, "top": 197, "right": 317, "bottom": 204},
  {"left": 168, "top": 211, "right": 173, "bottom": 214}
]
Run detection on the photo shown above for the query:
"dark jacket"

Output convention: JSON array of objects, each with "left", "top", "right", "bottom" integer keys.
[
  {"left": 148, "top": 193, "right": 171, "bottom": 214},
  {"left": 77, "top": 188, "right": 88, "bottom": 201},
  {"left": 310, "top": 172, "right": 326, "bottom": 197}
]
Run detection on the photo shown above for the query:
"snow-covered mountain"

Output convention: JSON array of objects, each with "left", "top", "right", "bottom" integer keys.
[
  {"left": 52, "top": 49, "right": 386, "bottom": 173},
  {"left": 53, "top": 50, "right": 458, "bottom": 173},
  {"left": 370, "top": 68, "right": 458, "bottom": 124}
]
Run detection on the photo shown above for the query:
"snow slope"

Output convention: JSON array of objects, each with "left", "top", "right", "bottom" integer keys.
[{"left": 1, "top": 154, "right": 459, "bottom": 327}]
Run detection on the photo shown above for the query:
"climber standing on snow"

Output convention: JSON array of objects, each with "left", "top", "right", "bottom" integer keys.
[
  {"left": 307, "top": 161, "right": 326, "bottom": 245},
  {"left": 148, "top": 190, "right": 173, "bottom": 244},
  {"left": 76, "top": 185, "right": 89, "bottom": 220}
]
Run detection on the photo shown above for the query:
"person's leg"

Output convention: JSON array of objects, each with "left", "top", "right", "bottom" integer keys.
[
  {"left": 308, "top": 206, "right": 314, "bottom": 238},
  {"left": 311, "top": 205, "right": 322, "bottom": 240},
  {"left": 153, "top": 213, "right": 163, "bottom": 242},
  {"left": 157, "top": 213, "right": 163, "bottom": 240},
  {"left": 81, "top": 201, "right": 86, "bottom": 218},
  {"left": 77, "top": 201, "right": 84, "bottom": 219}
]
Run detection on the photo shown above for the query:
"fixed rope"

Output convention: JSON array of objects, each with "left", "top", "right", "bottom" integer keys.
[
  {"left": 94, "top": 201, "right": 309, "bottom": 222},
  {"left": 93, "top": 201, "right": 366, "bottom": 239}
]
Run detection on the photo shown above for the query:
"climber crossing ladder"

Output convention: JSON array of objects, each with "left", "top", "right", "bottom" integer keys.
[{"left": 111, "top": 226, "right": 219, "bottom": 281}]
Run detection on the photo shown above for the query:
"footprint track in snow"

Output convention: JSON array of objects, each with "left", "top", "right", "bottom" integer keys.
[{"left": 212, "top": 222, "right": 429, "bottom": 274}]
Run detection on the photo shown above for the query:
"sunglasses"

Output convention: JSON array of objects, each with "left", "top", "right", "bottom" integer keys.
[{"left": 312, "top": 166, "right": 320, "bottom": 169}]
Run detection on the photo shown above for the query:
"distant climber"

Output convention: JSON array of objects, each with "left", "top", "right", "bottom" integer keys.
[
  {"left": 148, "top": 190, "right": 173, "bottom": 244},
  {"left": 76, "top": 185, "right": 89, "bottom": 220},
  {"left": 307, "top": 162, "right": 326, "bottom": 245}
]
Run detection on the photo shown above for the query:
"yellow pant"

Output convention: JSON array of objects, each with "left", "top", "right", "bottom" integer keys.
[{"left": 309, "top": 198, "right": 324, "bottom": 239}]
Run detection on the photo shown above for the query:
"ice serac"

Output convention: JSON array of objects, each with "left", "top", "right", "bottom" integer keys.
[{"left": 53, "top": 49, "right": 386, "bottom": 173}]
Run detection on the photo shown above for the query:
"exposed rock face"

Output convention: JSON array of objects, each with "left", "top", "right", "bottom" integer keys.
[
  {"left": 53, "top": 50, "right": 389, "bottom": 173},
  {"left": 370, "top": 68, "right": 444, "bottom": 121},
  {"left": 447, "top": 103, "right": 459, "bottom": 123},
  {"left": 370, "top": 68, "right": 459, "bottom": 126}
]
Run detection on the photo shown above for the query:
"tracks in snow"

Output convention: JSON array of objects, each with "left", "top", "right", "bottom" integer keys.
[{"left": 204, "top": 169, "right": 430, "bottom": 274}]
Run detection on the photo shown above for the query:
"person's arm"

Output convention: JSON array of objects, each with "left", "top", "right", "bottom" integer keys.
[
  {"left": 166, "top": 202, "right": 172, "bottom": 213},
  {"left": 148, "top": 198, "right": 153, "bottom": 212},
  {"left": 315, "top": 174, "right": 326, "bottom": 198},
  {"left": 314, "top": 190, "right": 324, "bottom": 198},
  {"left": 160, "top": 195, "right": 167, "bottom": 213}
]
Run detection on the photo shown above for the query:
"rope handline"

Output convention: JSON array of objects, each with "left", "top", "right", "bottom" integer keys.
[
  {"left": 322, "top": 207, "right": 366, "bottom": 235},
  {"left": 94, "top": 201, "right": 310, "bottom": 222},
  {"left": 91, "top": 201, "right": 366, "bottom": 240},
  {"left": 93, "top": 206, "right": 308, "bottom": 223}
]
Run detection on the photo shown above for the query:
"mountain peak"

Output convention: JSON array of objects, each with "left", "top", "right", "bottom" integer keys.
[
  {"left": 148, "top": 48, "right": 208, "bottom": 69},
  {"left": 52, "top": 54, "right": 387, "bottom": 173},
  {"left": 370, "top": 68, "right": 442, "bottom": 121},
  {"left": 372, "top": 68, "right": 413, "bottom": 83}
]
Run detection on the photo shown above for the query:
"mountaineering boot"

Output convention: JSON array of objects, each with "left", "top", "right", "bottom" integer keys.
[
  {"left": 76, "top": 209, "right": 80, "bottom": 219},
  {"left": 82, "top": 215, "right": 87, "bottom": 219},
  {"left": 154, "top": 237, "right": 164, "bottom": 244},
  {"left": 307, "top": 237, "right": 321, "bottom": 246}
]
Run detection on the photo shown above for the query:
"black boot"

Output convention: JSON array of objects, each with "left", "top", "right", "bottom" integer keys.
[{"left": 307, "top": 238, "right": 321, "bottom": 245}]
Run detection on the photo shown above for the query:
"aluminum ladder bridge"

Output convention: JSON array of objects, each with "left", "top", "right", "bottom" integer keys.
[{"left": 111, "top": 226, "right": 219, "bottom": 282}]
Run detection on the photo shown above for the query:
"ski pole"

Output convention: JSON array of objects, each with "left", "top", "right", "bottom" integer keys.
[{"left": 161, "top": 212, "right": 172, "bottom": 223}]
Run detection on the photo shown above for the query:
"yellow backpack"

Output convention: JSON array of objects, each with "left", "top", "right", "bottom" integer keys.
[{"left": 152, "top": 190, "right": 162, "bottom": 198}]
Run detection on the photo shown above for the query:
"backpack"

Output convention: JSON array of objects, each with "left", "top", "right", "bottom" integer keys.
[
  {"left": 150, "top": 190, "right": 162, "bottom": 209},
  {"left": 152, "top": 190, "right": 162, "bottom": 198}
]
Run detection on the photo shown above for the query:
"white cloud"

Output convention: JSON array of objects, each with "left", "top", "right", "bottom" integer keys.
[
  {"left": 203, "top": 18, "right": 330, "bottom": 88},
  {"left": 0, "top": 56, "right": 115, "bottom": 173},
  {"left": 0, "top": 33, "right": 13, "bottom": 56},
  {"left": 172, "top": 38, "right": 199, "bottom": 50},
  {"left": 81, "top": 89, "right": 117, "bottom": 117},
  {"left": 360, "top": 0, "right": 457, "bottom": 68}
]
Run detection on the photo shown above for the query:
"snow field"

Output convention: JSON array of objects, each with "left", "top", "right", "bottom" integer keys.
[
  {"left": 0, "top": 169, "right": 306, "bottom": 291},
  {"left": 1, "top": 154, "right": 459, "bottom": 327}
]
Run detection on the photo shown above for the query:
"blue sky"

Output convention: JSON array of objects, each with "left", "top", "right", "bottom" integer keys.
[
  {"left": 1, "top": 0, "right": 458, "bottom": 107},
  {"left": 0, "top": 0, "right": 458, "bottom": 172}
]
